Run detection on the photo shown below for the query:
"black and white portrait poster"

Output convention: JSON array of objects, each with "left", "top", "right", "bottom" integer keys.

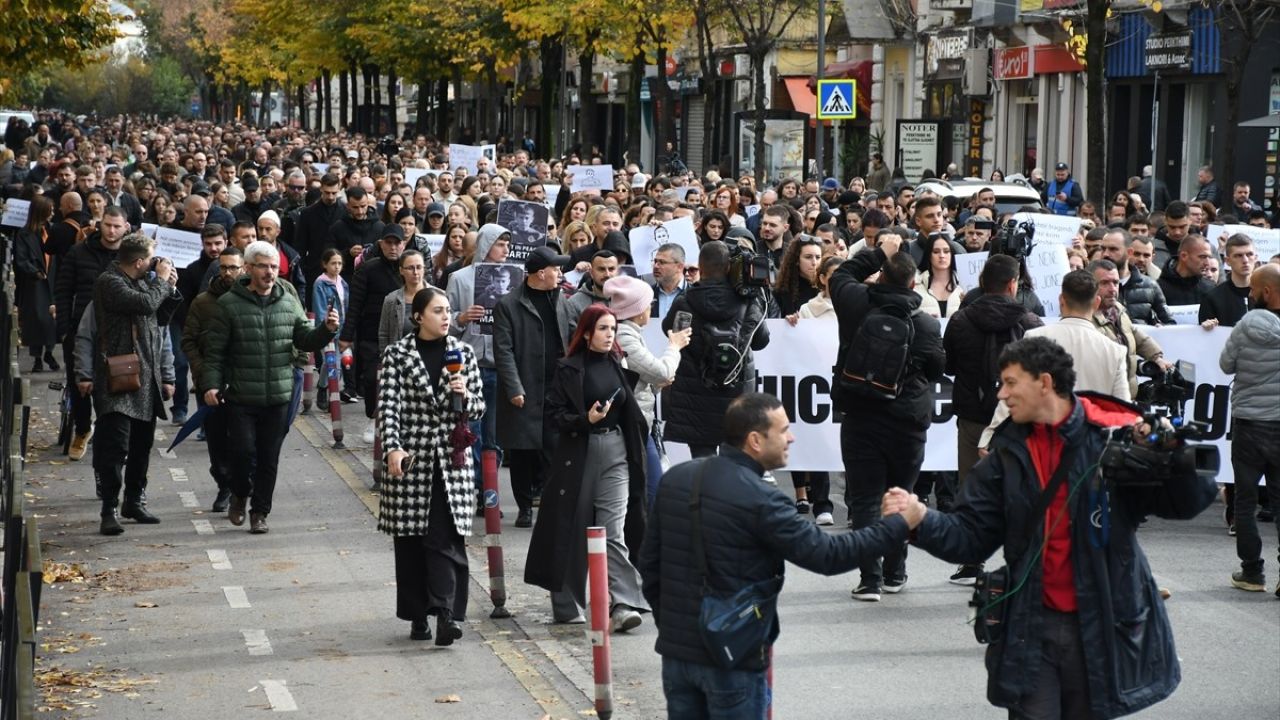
[
  {"left": 474, "top": 263, "right": 525, "bottom": 335},
  {"left": 497, "top": 199, "right": 549, "bottom": 264}
]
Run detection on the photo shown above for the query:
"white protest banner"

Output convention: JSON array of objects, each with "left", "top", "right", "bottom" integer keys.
[
  {"left": 417, "top": 234, "right": 445, "bottom": 258},
  {"left": 1, "top": 199, "right": 30, "bottom": 228},
  {"left": 404, "top": 167, "right": 436, "bottom": 189},
  {"left": 542, "top": 183, "right": 561, "bottom": 213},
  {"left": 1167, "top": 304, "right": 1200, "bottom": 326},
  {"left": 1013, "top": 212, "right": 1082, "bottom": 247},
  {"left": 310, "top": 162, "right": 330, "bottom": 176},
  {"left": 955, "top": 251, "right": 989, "bottom": 292},
  {"left": 628, "top": 215, "right": 699, "bottom": 276},
  {"left": 153, "top": 226, "right": 203, "bottom": 268},
  {"left": 1205, "top": 223, "right": 1280, "bottom": 260},
  {"left": 643, "top": 320, "right": 1237, "bottom": 480},
  {"left": 1025, "top": 243, "right": 1070, "bottom": 317},
  {"left": 448, "top": 144, "right": 495, "bottom": 173},
  {"left": 140, "top": 223, "right": 159, "bottom": 239},
  {"left": 497, "top": 199, "right": 549, "bottom": 264},
  {"left": 744, "top": 204, "right": 761, "bottom": 218},
  {"left": 566, "top": 164, "right": 614, "bottom": 195}
]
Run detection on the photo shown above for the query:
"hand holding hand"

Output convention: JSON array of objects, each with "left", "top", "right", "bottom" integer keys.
[{"left": 587, "top": 400, "right": 612, "bottom": 424}]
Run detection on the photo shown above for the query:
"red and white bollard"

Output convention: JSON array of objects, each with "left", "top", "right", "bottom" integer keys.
[
  {"left": 482, "top": 449, "right": 510, "bottom": 618},
  {"left": 323, "top": 342, "right": 344, "bottom": 448},
  {"left": 587, "top": 526, "right": 613, "bottom": 720},
  {"left": 301, "top": 313, "right": 316, "bottom": 414}
]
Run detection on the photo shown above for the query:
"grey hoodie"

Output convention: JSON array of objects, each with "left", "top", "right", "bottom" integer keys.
[
  {"left": 446, "top": 223, "right": 510, "bottom": 367},
  {"left": 1219, "top": 308, "right": 1280, "bottom": 421}
]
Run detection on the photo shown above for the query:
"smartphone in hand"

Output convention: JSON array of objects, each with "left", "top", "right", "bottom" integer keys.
[{"left": 674, "top": 311, "right": 693, "bottom": 332}]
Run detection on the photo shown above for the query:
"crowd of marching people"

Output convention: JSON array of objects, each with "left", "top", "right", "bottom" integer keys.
[{"left": 3, "top": 109, "right": 1278, "bottom": 718}]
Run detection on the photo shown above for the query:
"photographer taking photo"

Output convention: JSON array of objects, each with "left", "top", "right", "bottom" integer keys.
[{"left": 891, "top": 336, "right": 1218, "bottom": 719}]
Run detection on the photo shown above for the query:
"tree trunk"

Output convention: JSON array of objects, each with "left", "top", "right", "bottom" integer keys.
[
  {"left": 1084, "top": 0, "right": 1107, "bottom": 204},
  {"left": 695, "top": 9, "right": 717, "bottom": 172},
  {"left": 373, "top": 64, "right": 383, "bottom": 134},
  {"left": 436, "top": 78, "right": 450, "bottom": 141},
  {"left": 485, "top": 64, "right": 502, "bottom": 143},
  {"left": 751, "top": 47, "right": 768, "bottom": 185},
  {"left": 626, "top": 50, "right": 644, "bottom": 167},
  {"left": 578, "top": 47, "right": 597, "bottom": 157},
  {"left": 387, "top": 70, "right": 398, "bottom": 138},
  {"left": 450, "top": 67, "right": 464, "bottom": 142},
  {"left": 339, "top": 70, "right": 349, "bottom": 130},
  {"left": 540, "top": 36, "right": 563, "bottom": 160},
  {"left": 362, "top": 65, "right": 375, "bottom": 134}
]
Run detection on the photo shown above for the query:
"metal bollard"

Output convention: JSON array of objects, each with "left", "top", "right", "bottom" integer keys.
[
  {"left": 587, "top": 526, "right": 613, "bottom": 720},
  {"left": 482, "top": 449, "right": 510, "bottom": 618},
  {"left": 323, "top": 342, "right": 344, "bottom": 448},
  {"left": 301, "top": 313, "right": 316, "bottom": 414}
]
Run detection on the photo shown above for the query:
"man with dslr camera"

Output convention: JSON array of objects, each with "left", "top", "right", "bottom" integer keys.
[
  {"left": 87, "top": 234, "right": 182, "bottom": 535},
  {"left": 890, "top": 336, "right": 1217, "bottom": 719}
]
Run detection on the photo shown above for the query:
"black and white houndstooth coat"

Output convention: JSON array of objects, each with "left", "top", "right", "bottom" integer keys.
[{"left": 376, "top": 334, "right": 486, "bottom": 537}]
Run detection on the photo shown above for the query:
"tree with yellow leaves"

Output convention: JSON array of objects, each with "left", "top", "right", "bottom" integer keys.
[{"left": 0, "top": 0, "right": 120, "bottom": 100}]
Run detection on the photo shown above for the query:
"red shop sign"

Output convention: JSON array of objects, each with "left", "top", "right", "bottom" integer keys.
[{"left": 995, "top": 47, "right": 1033, "bottom": 80}]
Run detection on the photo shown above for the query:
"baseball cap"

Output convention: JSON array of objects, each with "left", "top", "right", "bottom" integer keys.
[
  {"left": 426, "top": 201, "right": 446, "bottom": 218},
  {"left": 822, "top": 178, "right": 840, "bottom": 191},
  {"left": 381, "top": 225, "right": 406, "bottom": 242},
  {"left": 631, "top": 172, "right": 649, "bottom": 189},
  {"left": 1055, "top": 162, "right": 1069, "bottom": 171},
  {"left": 190, "top": 181, "right": 211, "bottom": 197},
  {"left": 525, "top": 246, "right": 570, "bottom": 272},
  {"left": 241, "top": 174, "right": 260, "bottom": 191},
  {"left": 346, "top": 149, "right": 359, "bottom": 159}
]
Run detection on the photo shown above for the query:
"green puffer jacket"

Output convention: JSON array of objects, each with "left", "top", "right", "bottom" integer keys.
[{"left": 202, "top": 277, "right": 335, "bottom": 405}]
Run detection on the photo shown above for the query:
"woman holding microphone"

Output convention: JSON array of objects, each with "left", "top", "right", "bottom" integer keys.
[
  {"left": 524, "top": 304, "right": 652, "bottom": 631},
  {"left": 379, "top": 287, "right": 485, "bottom": 645}
]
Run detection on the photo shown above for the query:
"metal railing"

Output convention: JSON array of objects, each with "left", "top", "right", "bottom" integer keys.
[{"left": 0, "top": 230, "right": 40, "bottom": 719}]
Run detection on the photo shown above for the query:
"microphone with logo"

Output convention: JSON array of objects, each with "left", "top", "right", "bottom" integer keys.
[{"left": 444, "top": 348, "right": 465, "bottom": 413}]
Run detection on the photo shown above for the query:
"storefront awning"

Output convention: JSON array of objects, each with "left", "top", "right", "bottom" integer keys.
[{"left": 783, "top": 77, "right": 817, "bottom": 117}]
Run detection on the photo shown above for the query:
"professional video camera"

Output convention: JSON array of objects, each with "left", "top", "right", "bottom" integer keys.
[
  {"left": 992, "top": 218, "right": 1036, "bottom": 260},
  {"left": 1099, "top": 359, "right": 1220, "bottom": 486},
  {"left": 726, "top": 243, "right": 772, "bottom": 297},
  {"left": 376, "top": 135, "right": 400, "bottom": 157}
]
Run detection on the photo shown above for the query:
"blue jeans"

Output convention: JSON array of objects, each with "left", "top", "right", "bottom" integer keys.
[
  {"left": 471, "top": 366, "right": 502, "bottom": 486},
  {"left": 169, "top": 323, "right": 189, "bottom": 417},
  {"left": 661, "top": 657, "right": 769, "bottom": 720}
]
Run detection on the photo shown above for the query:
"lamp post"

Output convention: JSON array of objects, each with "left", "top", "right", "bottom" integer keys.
[{"left": 814, "top": 0, "right": 826, "bottom": 181}]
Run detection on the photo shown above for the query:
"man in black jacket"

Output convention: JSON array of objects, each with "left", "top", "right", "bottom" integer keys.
[
  {"left": 942, "top": 254, "right": 1043, "bottom": 584},
  {"left": 1199, "top": 233, "right": 1256, "bottom": 330},
  {"left": 661, "top": 241, "right": 770, "bottom": 459},
  {"left": 1157, "top": 234, "right": 1216, "bottom": 306},
  {"left": 294, "top": 173, "right": 346, "bottom": 282},
  {"left": 829, "top": 242, "right": 945, "bottom": 601},
  {"left": 328, "top": 186, "right": 384, "bottom": 280},
  {"left": 56, "top": 207, "right": 128, "bottom": 460},
  {"left": 639, "top": 393, "right": 923, "bottom": 719},
  {"left": 339, "top": 225, "right": 406, "bottom": 434},
  {"left": 1152, "top": 200, "right": 1192, "bottom": 270},
  {"left": 893, "top": 337, "right": 1216, "bottom": 719},
  {"left": 1099, "top": 228, "right": 1175, "bottom": 325}
]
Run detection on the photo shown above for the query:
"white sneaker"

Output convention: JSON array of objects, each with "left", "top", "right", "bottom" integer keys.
[
  {"left": 362, "top": 425, "right": 376, "bottom": 444},
  {"left": 610, "top": 607, "right": 642, "bottom": 633},
  {"left": 815, "top": 512, "right": 834, "bottom": 526}
]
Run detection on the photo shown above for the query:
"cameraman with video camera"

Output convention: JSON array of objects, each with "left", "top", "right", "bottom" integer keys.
[
  {"left": 888, "top": 336, "right": 1218, "bottom": 719},
  {"left": 958, "top": 218, "right": 1046, "bottom": 317},
  {"left": 661, "top": 241, "right": 771, "bottom": 459}
]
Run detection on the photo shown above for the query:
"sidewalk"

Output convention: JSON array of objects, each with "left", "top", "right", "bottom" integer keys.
[{"left": 22, "top": 388, "right": 611, "bottom": 719}]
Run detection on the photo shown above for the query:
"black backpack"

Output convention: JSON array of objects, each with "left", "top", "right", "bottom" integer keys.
[
  {"left": 699, "top": 301, "right": 751, "bottom": 389},
  {"left": 838, "top": 303, "right": 918, "bottom": 401}
]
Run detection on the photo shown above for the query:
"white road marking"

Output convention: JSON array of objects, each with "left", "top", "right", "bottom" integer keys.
[
  {"left": 169, "top": 467, "right": 189, "bottom": 482},
  {"left": 222, "top": 586, "right": 251, "bottom": 609},
  {"left": 241, "top": 629, "right": 274, "bottom": 656},
  {"left": 260, "top": 679, "right": 297, "bottom": 711},
  {"left": 160, "top": 448, "right": 177, "bottom": 460},
  {"left": 177, "top": 491, "right": 199, "bottom": 508},
  {"left": 206, "top": 549, "right": 232, "bottom": 570},
  {"left": 192, "top": 519, "right": 215, "bottom": 535}
]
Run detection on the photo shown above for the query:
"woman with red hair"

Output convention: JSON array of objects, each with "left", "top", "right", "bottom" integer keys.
[
  {"left": 709, "top": 185, "right": 745, "bottom": 228},
  {"left": 523, "top": 303, "right": 652, "bottom": 631}
]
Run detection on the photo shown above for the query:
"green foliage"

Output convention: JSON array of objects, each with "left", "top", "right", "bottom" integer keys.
[
  {"left": 0, "top": 0, "right": 121, "bottom": 99},
  {"left": 40, "top": 56, "right": 195, "bottom": 117}
]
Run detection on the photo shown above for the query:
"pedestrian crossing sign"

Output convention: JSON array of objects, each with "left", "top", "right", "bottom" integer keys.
[{"left": 817, "top": 79, "right": 857, "bottom": 120}]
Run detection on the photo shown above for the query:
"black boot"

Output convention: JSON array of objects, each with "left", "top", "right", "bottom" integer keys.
[
  {"left": 409, "top": 619, "right": 432, "bottom": 641},
  {"left": 212, "top": 487, "right": 232, "bottom": 513},
  {"left": 100, "top": 510, "right": 124, "bottom": 536},
  {"left": 44, "top": 351, "right": 59, "bottom": 372},
  {"left": 121, "top": 502, "right": 161, "bottom": 524},
  {"left": 434, "top": 610, "right": 463, "bottom": 647},
  {"left": 31, "top": 359, "right": 43, "bottom": 373}
]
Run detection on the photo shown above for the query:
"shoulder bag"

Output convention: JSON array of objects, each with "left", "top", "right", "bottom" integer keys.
[
  {"left": 691, "top": 458, "right": 783, "bottom": 668},
  {"left": 101, "top": 319, "right": 142, "bottom": 394}
]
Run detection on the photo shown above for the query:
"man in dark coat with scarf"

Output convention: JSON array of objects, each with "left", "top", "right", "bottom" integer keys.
[
  {"left": 86, "top": 233, "right": 181, "bottom": 536},
  {"left": 493, "top": 246, "right": 575, "bottom": 528},
  {"left": 894, "top": 337, "right": 1217, "bottom": 719}
]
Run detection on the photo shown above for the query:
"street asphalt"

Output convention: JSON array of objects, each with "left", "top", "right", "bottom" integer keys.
[{"left": 20, "top": 379, "right": 1280, "bottom": 718}]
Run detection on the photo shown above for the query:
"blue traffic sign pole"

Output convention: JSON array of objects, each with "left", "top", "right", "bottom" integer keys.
[{"left": 815, "top": 0, "right": 826, "bottom": 182}]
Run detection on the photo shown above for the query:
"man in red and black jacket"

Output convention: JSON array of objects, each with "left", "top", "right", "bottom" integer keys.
[{"left": 895, "top": 336, "right": 1216, "bottom": 719}]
